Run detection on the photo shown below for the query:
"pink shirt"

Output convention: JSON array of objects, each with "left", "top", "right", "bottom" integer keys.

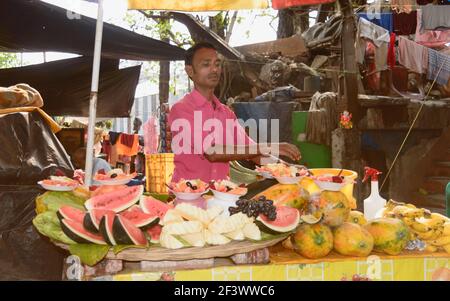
[{"left": 168, "top": 89, "right": 254, "bottom": 183}]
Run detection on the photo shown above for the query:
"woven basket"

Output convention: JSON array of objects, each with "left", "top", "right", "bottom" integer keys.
[{"left": 145, "top": 153, "right": 174, "bottom": 193}]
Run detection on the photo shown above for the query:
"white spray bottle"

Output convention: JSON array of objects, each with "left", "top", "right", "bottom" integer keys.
[{"left": 363, "top": 167, "right": 386, "bottom": 221}]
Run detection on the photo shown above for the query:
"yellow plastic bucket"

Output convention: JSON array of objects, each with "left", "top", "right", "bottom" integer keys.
[{"left": 299, "top": 168, "right": 358, "bottom": 209}]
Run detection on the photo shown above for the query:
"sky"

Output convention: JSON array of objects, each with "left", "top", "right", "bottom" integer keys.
[{"left": 16, "top": 0, "right": 280, "bottom": 97}]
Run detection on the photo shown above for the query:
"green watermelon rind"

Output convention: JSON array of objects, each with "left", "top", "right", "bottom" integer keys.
[{"left": 60, "top": 219, "right": 107, "bottom": 245}]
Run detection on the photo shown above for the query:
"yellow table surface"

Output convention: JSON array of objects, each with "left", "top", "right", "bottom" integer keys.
[{"left": 110, "top": 245, "right": 450, "bottom": 281}]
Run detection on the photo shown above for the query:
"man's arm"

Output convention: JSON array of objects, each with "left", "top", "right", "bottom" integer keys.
[{"left": 204, "top": 143, "right": 301, "bottom": 163}]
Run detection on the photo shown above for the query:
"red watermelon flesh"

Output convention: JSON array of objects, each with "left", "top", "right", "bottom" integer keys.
[
  {"left": 57, "top": 206, "right": 85, "bottom": 223},
  {"left": 85, "top": 185, "right": 143, "bottom": 213},
  {"left": 99, "top": 211, "right": 117, "bottom": 245},
  {"left": 113, "top": 215, "right": 147, "bottom": 246},
  {"left": 91, "top": 185, "right": 128, "bottom": 197},
  {"left": 139, "top": 196, "right": 171, "bottom": 219},
  {"left": 146, "top": 224, "right": 162, "bottom": 244},
  {"left": 256, "top": 206, "right": 300, "bottom": 233},
  {"left": 119, "top": 205, "right": 159, "bottom": 228},
  {"left": 61, "top": 218, "right": 106, "bottom": 245}
]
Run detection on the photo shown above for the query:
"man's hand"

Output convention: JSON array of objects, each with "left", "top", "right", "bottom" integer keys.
[{"left": 260, "top": 143, "right": 301, "bottom": 162}]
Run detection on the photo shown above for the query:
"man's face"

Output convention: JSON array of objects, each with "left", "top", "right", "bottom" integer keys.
[{"left": 186, "top": 48, "right": 222, "bottom": 89}]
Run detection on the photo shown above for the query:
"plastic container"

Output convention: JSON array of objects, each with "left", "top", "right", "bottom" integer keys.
[
  {"left": 301, "top": 168, "right": 358, "bottom": 209},
  {"left": 362, "top": 167, "right": 386, "bottom": 221},
  {"left": 145, "top": 153, "right": 174, "bottom": 193}
]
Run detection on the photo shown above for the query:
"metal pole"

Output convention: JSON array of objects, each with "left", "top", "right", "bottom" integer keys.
[{"left": 85, "top": 0, "right": 104, "bottom": 186}]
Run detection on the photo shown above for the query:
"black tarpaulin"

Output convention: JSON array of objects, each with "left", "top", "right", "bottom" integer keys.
[
  {"left": 232, "top": 101, "right": 300, "bottom": 144},
  {"left": 0, "top": 111, "right": 74, "bottom": 280},
  {"left": 0, "top": 110, "right": 74, "bottom": 185},
  {"left": 0, "top": 0, "right": 186, "bottom": 61},
  {"left": 0, "top": 57, "right": 140, "bottom": 117}
]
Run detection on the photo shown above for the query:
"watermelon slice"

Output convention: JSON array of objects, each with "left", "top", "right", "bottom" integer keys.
[
  {"left": 139, "top": 196, "right": 171, "bottom": 219},
  {"left": 91, "top": 185, "right": 128, "bottom": 197},
  {"left": 146, "top": 224, "right": 162, "bottom": 244},
  {"left": 83, "top": 208, "right": 114, "bottom": 233},
  {"left": 120, "top": 205, "right": 159, "bottom": 229},
  {"left": 60, "top": 218, "right": 106, "bottom": 245},
  {"left": 84, "top": 185, "right": 143, "bottom": 213},
  {"left": 56, "top": 206, "right": 85, "bottom": 223},
  {"left": 255, "top": 206, "right": 300, "bottom": 234},
  {"left": 113, "top": 215, "right": 147, "bottom": 246},
  {"left": 99, "top": 211, "right": 117, "bottom": 245}
]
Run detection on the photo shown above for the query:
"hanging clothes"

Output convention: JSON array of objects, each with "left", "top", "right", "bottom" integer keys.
[
  {"left": 421, "top": 4, "right": 450, "bottom": 31},
  {"left": 414, "top": 9, "right": 450, "bottom": 48},
  {"left": 356, "top": 17, "right": 390, "bottom": 72},
  {"left": 143, "top": 116, "right": 159, "bottom": 154},
  {"left": 116, "top": 133, "right": 139, "bottom": 157},
  {"left": 398, "top": 36, "right": 428, "bottom": 74},
  {"left": 358, "top": 12, "right": 393, "bottom": 33},
  {"left": 393, "top": 11, "right": 417, "bottom": 35},
  {"left": 108, "top": 131, "right": 121, "bottom": 145},
  {"left": 387, "top": 33, "right": 396, "bottom": 70},
  {"left": 390, "top": 0, "right": 415, "bottom": 14},
  {"left": 427, "top": 49, "right": 450, "bottom": 86}
]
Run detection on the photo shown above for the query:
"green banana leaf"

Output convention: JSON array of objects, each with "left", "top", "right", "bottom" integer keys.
[
  {"left": 68, "top": 244, "right": 111, "bottom": 266},
  {"left": 112, "top": 245, "right": 147, "bottom": 255},
  {"left": 32, "top": 211, "right": 76, "bottom": 245},
  {"left": 36, "top": 191, "right": 86, "bottom": 213}
]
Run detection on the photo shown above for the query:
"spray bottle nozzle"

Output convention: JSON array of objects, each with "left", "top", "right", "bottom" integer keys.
[{"left": 363, "top": 167, "right": 382, "bottom": 183}]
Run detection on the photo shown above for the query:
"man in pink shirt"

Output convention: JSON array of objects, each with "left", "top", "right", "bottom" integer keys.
[{"left": 168, "top": 43, "right": 301, "bottom": 183}]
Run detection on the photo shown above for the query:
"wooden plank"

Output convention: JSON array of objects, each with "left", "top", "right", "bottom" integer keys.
[{"left": 55, "top": 236, "right": 286, "bottom": 262}]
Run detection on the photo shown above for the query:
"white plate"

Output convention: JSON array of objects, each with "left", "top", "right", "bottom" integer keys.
[
  {"left": 207, "top": 197, "right": 238, "bottom": 217},
  {"left": 275, "top": 176, "right": 303, "bottom": 185},
  {"left": 211, "top": 189, "right": 243, "bottom": 202},
  {"left": 313, "top": 180, "right": 347, "bottom": 191},
  {"left": 95, "top": 178, "right": 132, "bottom": 186},
  {"left": 38, "top": 181, "right": 77, "bottom": 191},
  {"left": 170, "top": 189, "right": 209, "bottom": 201},
  {"left": 258, "top": 171, "right": 274, "bottom": 179}
]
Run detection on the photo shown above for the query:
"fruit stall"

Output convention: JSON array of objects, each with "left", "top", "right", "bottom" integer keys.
[{"left": 32, "top": 165, "right": 450, "bottom": 281}]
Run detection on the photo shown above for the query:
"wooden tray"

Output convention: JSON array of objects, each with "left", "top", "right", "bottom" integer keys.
[{"left": 55, "top": 236, "right": 286, "bottom": 262}]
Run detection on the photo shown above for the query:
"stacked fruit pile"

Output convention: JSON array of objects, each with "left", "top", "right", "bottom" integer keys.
[
  {"left": 284, "top": 191, "right": 411, "bottom": 258},
  {"left": 379, "top": 200, "right": 450, "bottom": 253},
  {"left": 57, "top": 186, "right": 171, "bottom": 246}
]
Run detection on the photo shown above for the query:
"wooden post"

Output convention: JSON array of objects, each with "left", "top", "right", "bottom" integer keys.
[{"left": 338, "top": 0, "right": 361, "bottom": 124}]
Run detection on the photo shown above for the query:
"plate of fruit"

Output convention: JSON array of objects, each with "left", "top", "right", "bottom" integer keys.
[
  {"left": 312, "top": 173, "right": 350, "bottom": 191},
  {"left": 269, "top": 164, "right": 309, "bottom": 185},
  {"left": 38, "top": 176, "right": 79, "bottom": 191},
  {"left": 209, "top": 179, "right": 248, "bottom": 201},
  {"left": 168, "top": 179, "right": 209, "bottom": 201},
  {"left": 93, "top": 169, "right": 136, "bottom": 185}
]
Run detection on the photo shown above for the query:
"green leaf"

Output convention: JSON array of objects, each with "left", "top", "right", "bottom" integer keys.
[
  {"left": 32, "top": 211, "right": 76, "bottom": 245},
  {"left": 259, "top": 231, "right": 290, "bottom": 242},
  {"left": 36, "top": 191, "right": 86, "bottom": 213},
  {"left": 112, "top": 245, "right": 147, "bottom": 255},
  {"left": 68, "top": 244, "right": 110, "bottom": 266}
]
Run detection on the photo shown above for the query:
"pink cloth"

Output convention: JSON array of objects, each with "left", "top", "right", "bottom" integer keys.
[
  {"left": 398, "top": 36, "right": 428, "bottom": 74},
  {"left": 415, "top": 9, "right": 450, "bottom": 49},
  {"left": 168, "top": 89, "right": 254, "bottom": 183},
  {"left": 143, "top": 116, "right": 159, "bottom": 154}
]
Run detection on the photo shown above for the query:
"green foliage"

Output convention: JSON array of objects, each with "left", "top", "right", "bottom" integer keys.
[{"left": 0, "top": 52, "right": 20, "bottom": 68}]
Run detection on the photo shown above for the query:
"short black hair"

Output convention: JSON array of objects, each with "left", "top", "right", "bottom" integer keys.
[{"left": 185, "top": 42, "right": 217, "bottom": 66}]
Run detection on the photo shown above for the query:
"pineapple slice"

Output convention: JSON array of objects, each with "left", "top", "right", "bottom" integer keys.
[
  {"left": 207, "top": 206, "right": 224, "bottom": 222},
  {"left": 243, "top": 223, "right": 261, "bottom": 241},
  {"left": 175, "top": 203, "right": 210, "bottom": 225},
  {"left": 224, "top": 228, "right": 245, "bottom": 241},
  {"left": 204, "top": 229, "right": 231, "bottom": 245},
  {"left": 180, "top": 232, "right": 206, "bottom": 247},
  {"left": 160, "top": 231, "right": 184, "bottom": 249},
  {"left": 164, "top": 221, "right": 203, "bottom": 235},
  {"left": 160, "top": 209, "right": 184, "bottom": 225}
]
